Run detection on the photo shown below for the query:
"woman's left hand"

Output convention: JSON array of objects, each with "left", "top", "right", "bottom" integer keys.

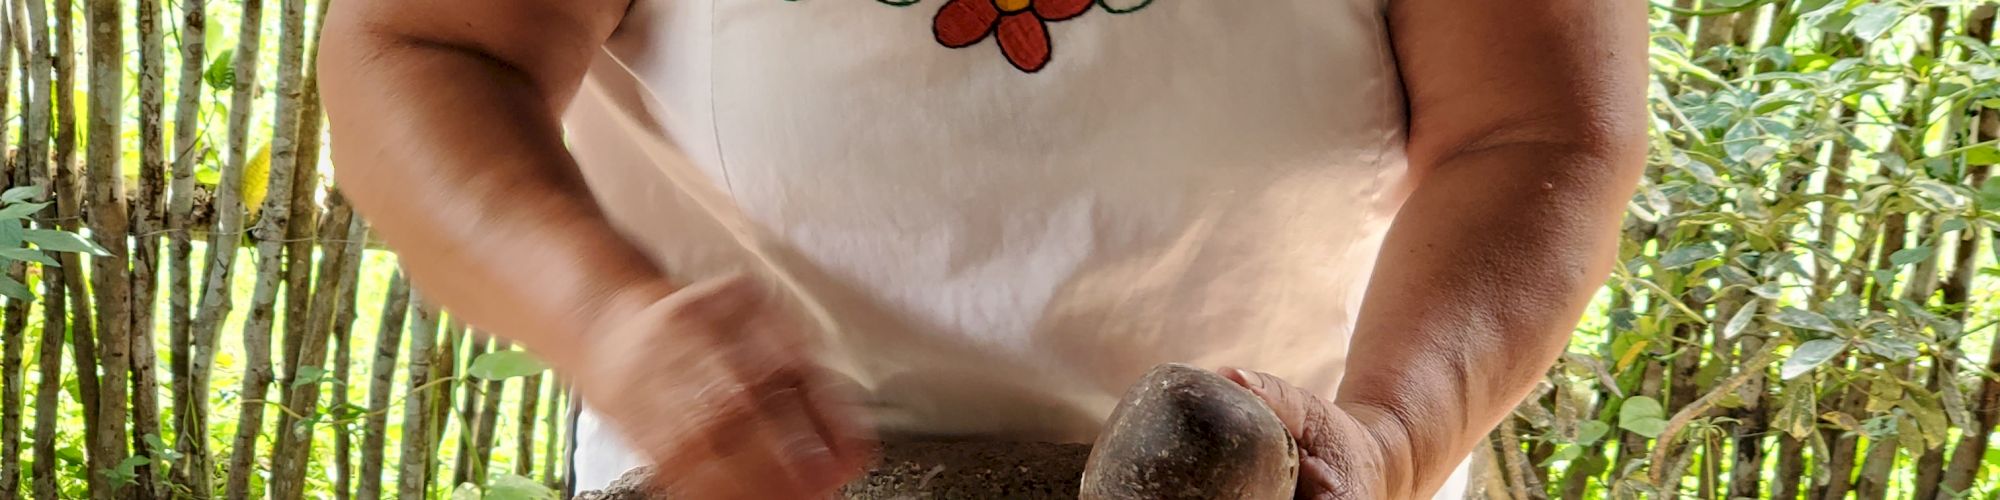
[{"left": 1222, "top": 368, "right": 1415, "bottom": 500}]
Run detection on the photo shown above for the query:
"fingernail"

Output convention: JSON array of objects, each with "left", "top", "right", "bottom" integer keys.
[{"left": 1224, "top": 367, "right": 1265, "bottom": 390}]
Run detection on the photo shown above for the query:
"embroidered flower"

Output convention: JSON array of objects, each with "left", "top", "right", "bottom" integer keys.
[{"left": 932, "top": 0, "right": 1093, "bottom": 72}]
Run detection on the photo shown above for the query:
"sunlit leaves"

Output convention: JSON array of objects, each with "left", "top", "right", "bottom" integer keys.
[
  {"left": 1782, "top": 339, "right": 1847, "bottom": 379},
  {"left": 1846, "top": 3, "right": 1903, "bottom": 41},
  {"left": 1619, "top": 396, "right": 1669, "bottom": 438},
  {"left": 205, "top": 49, "right": 236, "bottom": 90},
  {"left": 467, "top": 351, "right": 548, "bottom": 381},
  {"left": 1772, "top": 307, "right": 1840, "bottom": 333}
]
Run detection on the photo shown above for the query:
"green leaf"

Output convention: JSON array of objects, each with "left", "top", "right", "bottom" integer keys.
[
  {"left": 204, "top": 50, "right": 235, "bottom": 91},
  {"left": 0, "top": 186, "right": 43, "bottom": 204},
  {"left": 1774, "top": 381, "right": 1818, "bottom": 439},
  {"left": 1963, "top": 144, "right": 2000, "bottom": 165},
  {"left": 0, "top": 220, "right": 22, "bottom": 249},
  {"left": 1848, "top": 3, "right": 1902, "bottom": 42},
  {"left": 1889, "top": 247, "right": 1933, "bottom": 267},
  {"left": 142, "top": 433, "right": 183, "bottom": 462},
  {"left": 1578, "top": 420, "right": 1612, "bottom": 445},
  {"left": 103, "top": 456, "right": 150, "bottom": 487},
  {"left": 1659, "top": 244, "right": 1719, "bottom": 269},
  {"left": 23, "top": 230, "right": 110, "bottom": 256},
  {"left": 196, "top": 166, "right": 221, "bottom": 185},
  {"left": 1980, "top": 176, "right": 2000, "bottom": 209},
  {"left": 1723, "top": 300, "right": 1759, "bottom": 338},
  {"left": 451, "top": 483, "right": 483, "bottom": 500},
  {"left": 484, "top": 474, "right": 557, "bottom": 500},
  {"left": 1623, "top": 417, "right": 1668, "bottom": 438},
  {"left": 1684, "top": 156, "right": 1725, "bottom": 185},
  {"left": 0, "top": 274, "right": 32, "bottom": 301},
  {"left": 1894, "top": 413, "right": 1924, "bottom": 453},
  {"left": 1783, "top": 339, "right": 1847, "bottom": 379},
  {"left": 1543, "top": 445, "right": 1582, "bottom": 466},
  {"left": 468, "top": 351, "right": 548, "bottom": 381},
  {"left": 292, "top": 366, "right": 326, "bottom": 387},
  {"left": 1722, "top": 121, "right": 1760, "bottom": 165},
  {"left": 1905, "top": 398, "right": 1949, "bottom": 449},
  {"left": 0, "top": 248, "right": 60, "bottom": 266},
  {"left": 1751, "top": 281, "right": 1783, "bottom": 300},
  {"left": 1619, "top": 396, "right": 1665, "bottom": 437},
  {"left": 1772, "top": 307, "right": 1839, "bottom": 333},
  {"left": 0, "top": 202, "right": 50, "bottom": 220},
  {"left": 1858, "top": 337, "right": 1919, "bottom": 361}
]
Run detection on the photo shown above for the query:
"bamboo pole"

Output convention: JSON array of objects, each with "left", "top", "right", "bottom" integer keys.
[
  {"left": 188, "top": 0, "right": 262, "bottom": 492},
  {"left": 49, "top": 0, "right": 100, "bottom": 487},
  {"left": 471, "top": 340, "right": 511, "bottom": 483},
  {"left": 25, "top": 4, "right": 59, "bottom": 496},
  {"left": 82, "top": 0, "right": 132, "bottom": 495},
  {"left": 127, "top": 0, "right": 168, "bottom": 494},
  {"left": 515, "top": 372, "right": 543, "bottom": 477},
  {"left": 278, "top": 0, "right": 330, "bottom": 398},
  {"left": 329, "top": 225, "right": 362, "bottom": 499},
  {"left": 220, "top": 0, "right": 310, "bottom": 493},
  {"left": 189, "top": 0, "right": 262, "bottom": 493},
  {"left": 398, "top": 291, "right": 442, "bottom": 499},
  {"left": 452, "top": 333, "right": 491, "bottom": 485},
  {"left": 269, "top": 194, "right": 358, "bottom": 500},
  {"left": 1941, "top": 9, "right": 2000, "bottom": 494},
  {"left": 357, "top": 272, "right": 410, "bottom": 500},
  {"left": 164, "top": 0, "right": 207, "bottom": 488},
  {"left": 0, "top": 13, "right": 27, "bottom": 487},
  {"left": 541, "top": 383, "right": 565, "bottom": 489}
]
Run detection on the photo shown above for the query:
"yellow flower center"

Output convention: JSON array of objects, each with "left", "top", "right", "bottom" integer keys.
[{"left": 994, "top": 0, "right": 1031, "bottom": 13}]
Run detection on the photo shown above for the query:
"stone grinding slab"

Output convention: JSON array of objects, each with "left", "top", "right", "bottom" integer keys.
[
  {"left": 573, "top": 441, "right": 1091, "bottom": 499},
  {"left": 575, "top": 364, "right": 1298, "bottom": 499}
]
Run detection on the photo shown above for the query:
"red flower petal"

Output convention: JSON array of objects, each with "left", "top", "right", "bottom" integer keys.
[
  {"left": 934, "top": 0, "right": 1000, "bottom": 48},
  {"left": 996, "top": 14, "right": 1051, "bottom": 72},
  {"left": 1035, "top": 0, "right": 1092, "bottom": 21}
]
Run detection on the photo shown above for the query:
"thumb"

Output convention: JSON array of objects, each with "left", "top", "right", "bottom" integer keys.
[{"left": 1221, "top": 367, "right": 1325, "bottom": 444}]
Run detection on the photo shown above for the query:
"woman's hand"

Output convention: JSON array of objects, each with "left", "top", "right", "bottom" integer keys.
[
  {"left": 1223, "top": 368, "right": 1415, "bottom": 500},
  {"left": 570, "top": 275, "right": 877, "bottom": 499}
]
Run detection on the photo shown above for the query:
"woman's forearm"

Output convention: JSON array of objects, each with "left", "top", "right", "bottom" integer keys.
[
  {"left": 1337, "top": 141, "right": 1643, "bottom": 497},
  {"left": 321, "top": 4, "right": 667, "bottom": 368}
]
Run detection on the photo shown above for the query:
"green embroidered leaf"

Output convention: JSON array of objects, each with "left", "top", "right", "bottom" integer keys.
[{"left": 1098, "top": 0, "right": 1154, "bottom": 14}]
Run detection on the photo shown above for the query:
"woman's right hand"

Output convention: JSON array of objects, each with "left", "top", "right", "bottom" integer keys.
[{"left": 568, "top": 275, "right": 877, "bottom": 499}]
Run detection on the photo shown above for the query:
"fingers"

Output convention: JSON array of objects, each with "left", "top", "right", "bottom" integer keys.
[
  {"left": 1297, "top": 456, "right": 1345, "bottom": 500},
  {"left": 603, "top": 273, "right": 873, "bottom": 498},
  {"left": 644, "top": 374, "right": 840, "bottom": 499},
  {"left": 760, "top": 387, "right": 851, "bottom": 491},
  {"left": 663, "top": 273, "right": 770, "bottom": 327},
  {"left": 801, "top": 367, "right": 878, "bottom": 469},
  {"left": 1222, "top": 367, "right": 1322, "bottom": 443}
]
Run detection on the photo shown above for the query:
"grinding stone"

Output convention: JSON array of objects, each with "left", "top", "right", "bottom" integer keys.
[{"left": 1079, "top": 363, "right": 1299, "bottom": 499}]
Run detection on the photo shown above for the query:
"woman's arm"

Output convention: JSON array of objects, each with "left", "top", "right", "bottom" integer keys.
[
  {"left": 322, "top": 2, "right": 874, "bottom": 496},
  {"left": 320, "top": 0, "right": 660, "bottom": 367},
  {"left": 1226, "top": 0, "right": 1649, "bottom": 497}
]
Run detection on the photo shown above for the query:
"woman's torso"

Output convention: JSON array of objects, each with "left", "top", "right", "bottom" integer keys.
[{"left": 563, "top": 0, "right": 1424, "bottom": 491}]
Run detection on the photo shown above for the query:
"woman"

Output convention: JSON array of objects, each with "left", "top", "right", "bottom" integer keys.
[{"left": 320, "top": 0, "right": 1647, "bottom": 497}]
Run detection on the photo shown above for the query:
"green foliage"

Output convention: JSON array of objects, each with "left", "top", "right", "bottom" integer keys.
[
  {"left": 204, "top": 49, "right": 235, "bottom": 91},
  {"left": 0, "top": 186, "right": 103, "bottom": 300},
  {"left": 1506, "top": 0, "right": 2000, "bottom": 496},
  {"left": 468, "top": 351, "right": 549, "bottom": 381}
]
